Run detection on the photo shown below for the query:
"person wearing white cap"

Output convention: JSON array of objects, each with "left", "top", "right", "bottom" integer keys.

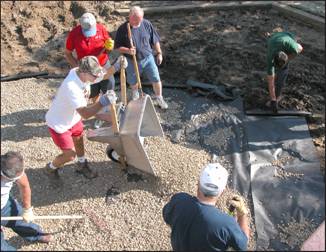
[
  {"left": 65, "top": 12, "right": 116, "bottom": 128},
  {"left": 45, "top": 55, "right": 127, "bottom": 181},
  {"left": 163, "top": 163, "right": 250, "bottom": 251}
]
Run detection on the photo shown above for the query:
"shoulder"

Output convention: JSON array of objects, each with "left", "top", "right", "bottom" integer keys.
[
  {"left": 170, "top": 192, "right": 193, "bottom": 202},
  {"left": 97, "top": 23, "right": 108, "bottom": 32},
  {"left": 69, "top": 25, "right": 82, "bottom": 36},
  {"left": 117, "top": 21, "right": 128, "bottom": 31}
]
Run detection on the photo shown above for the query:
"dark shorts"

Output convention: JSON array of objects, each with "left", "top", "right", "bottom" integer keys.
[{"left": 90, "top": 60, "right": 115, "bottom": 98}]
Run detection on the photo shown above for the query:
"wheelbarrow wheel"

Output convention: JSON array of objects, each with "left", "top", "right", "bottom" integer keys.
[{"left": 106, "top": 146, "right": 120, "bottom": 163}]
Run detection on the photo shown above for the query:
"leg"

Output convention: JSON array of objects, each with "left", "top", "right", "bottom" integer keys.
[
  {"left": 1, "top": 197, "right": 44, "bottom": 243},
  {"left": 48, "top": 127, "right": 77, "bottom": 168},
  {"left": 275, "top": 63, "right": 289, "bottom": 99},
  {"left": 89, "top": 82, "right": 101, "bottom": 104},
  {"left": 126, "top": 57, "right": 141, "bottom": 100},
  {"left": 144, "top": 55, "right": 168, "bottom": 109},
  {"left": 1, "top": 229, "right": 16, "bottom": 251},
  {"left": 71, "top": 121, "right": 97, "bottom": 179}
]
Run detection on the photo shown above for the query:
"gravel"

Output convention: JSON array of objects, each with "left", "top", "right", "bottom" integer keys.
[{"left": 1, "top": 78, "right": 255, "bottom": 250}]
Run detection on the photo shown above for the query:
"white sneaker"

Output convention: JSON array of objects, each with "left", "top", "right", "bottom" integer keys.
[
  {"left": 94, "top": 120, "right": 104, "bottom": 129},
  {"left": 132, "top": 90, "right": 140, "bottom": 101},
  {"left": 155, "top": 96, "right": 168, "bottom": 109}
]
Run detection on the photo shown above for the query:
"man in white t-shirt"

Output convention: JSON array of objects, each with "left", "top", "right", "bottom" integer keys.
[
  {"left": 1, "top": 151, "right": 51, "bottom": 250},
  {"left": 45, "top": 55, "right": 127, "bottom": 180}
]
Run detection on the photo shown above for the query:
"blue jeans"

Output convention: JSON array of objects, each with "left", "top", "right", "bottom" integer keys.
[
  {"left": 275, "top": 63, "right": 289, "bottom": 98},
  {"left": 126, "top": 54, "right": 161, "bottom": 86},
  {"left": 1, "top": 196, "right": 44, "bottom": 251}
]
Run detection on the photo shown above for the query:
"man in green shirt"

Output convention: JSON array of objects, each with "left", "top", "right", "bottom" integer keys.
[{"left": 266, "top": 32, "right": 303, "bottom": 112}]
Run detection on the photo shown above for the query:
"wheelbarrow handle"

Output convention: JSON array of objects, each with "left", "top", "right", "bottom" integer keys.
[{"left": 127, "top": 23, "right": 143, "bottom": 96}]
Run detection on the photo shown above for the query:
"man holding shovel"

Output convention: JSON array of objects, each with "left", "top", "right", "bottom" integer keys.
[
  {"left": 1, "top": 151, "right": 51, "bottom": 251},
  {"left": 115, "top": 6, "right": 168, "bottom": 109},
  {"left": 45, "top": 55, "right": 127, "bottom": 180}
]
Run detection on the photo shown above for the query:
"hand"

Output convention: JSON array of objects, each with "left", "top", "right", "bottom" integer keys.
[
  {"left": 156, "top": 53, "right": 163, "bottom": 65},
  {"left": 22, "top": 207, "right": 34, "bottom": 223},
  {"left": 128, "top": 47, "right": 136, "bottom": 56},
  {"left": 230, "top": 195, "right": 248, "bottom": 217},
  {"left": 113, "top": 56, "right": 128, "bottom": 71},
  {"left": 99, "top": 90, "right": 117, "bottom": 107},
  {"left": 104, "top": 38, "right": 114, "bottom": 51},
  {"left": 270, "top": 100, "right": 278, "bottom": 114}
]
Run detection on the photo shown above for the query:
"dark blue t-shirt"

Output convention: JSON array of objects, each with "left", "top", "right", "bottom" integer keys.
[
  {"left": 163, "top": 192, "right": 248, "bottom": 251},
  {"left": 114, "top": 19, "right": 160, "bottom": 60}
]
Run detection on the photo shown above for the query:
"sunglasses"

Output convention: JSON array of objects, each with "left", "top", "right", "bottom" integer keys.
[{"left": 1, "top": 170, "right": 24, "bottom": 182}]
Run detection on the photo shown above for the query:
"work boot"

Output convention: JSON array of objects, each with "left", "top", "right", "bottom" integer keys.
[
  {"left": 154, "top": 96, "right": 168, "bottom": 109},
  {"left": 38, "top": 234, "right": 51, "bottom": 244},
  {"left": 132, "top": 90, "right": 140, "bottom": 101},
  {"left": 76, "top": 159, "right": 97, "bottom": 179}
]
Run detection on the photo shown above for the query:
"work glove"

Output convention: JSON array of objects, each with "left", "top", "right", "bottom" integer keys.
[
  {"left": 229, "top": 195, "right": 248, "bottom": 217},
  {"left": 270, "top": 100, "right": 278, "bottom": 114},
  {"left": 22, "top": 206, "right": 34, "bottom": 223},
  {"left": 104, "top": 38, "right": 115, "bottom": 51},
  {"left": 99, "top": 90, "right": 117, "bottom": 107},
  {"left": 156, "top": 53, "right": 163, "bottom": 66},
  {"left": 113, "top": 56, "right": 128, "bottom": 71}
]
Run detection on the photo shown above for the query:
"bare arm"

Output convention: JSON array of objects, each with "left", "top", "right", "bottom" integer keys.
[
  {"left": 64, "top": 49, "right": 78, "bottom": 68},
  {"left": 76, "top": 102, "right": 103, "bottom": 120},
  {"left": 237, "top": 214, "right": 250, "bottom": 241},
  {"left": 267, "top": 74, "right": 277, "bottom": 100},
  {"left": 16, "top": 173, "right": 32, "bottom": 209},
  {"left": 153, "top": 42, "right": 162, "bottom": 55}
]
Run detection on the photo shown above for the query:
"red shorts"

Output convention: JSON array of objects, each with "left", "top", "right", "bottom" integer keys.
[{"left": 48, "top": 120, "right": 84, "bottom": 150}]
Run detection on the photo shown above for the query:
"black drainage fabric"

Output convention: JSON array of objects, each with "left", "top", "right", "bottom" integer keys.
[{"left": 245, "top": 116, "right": 325, "bottom": 250}]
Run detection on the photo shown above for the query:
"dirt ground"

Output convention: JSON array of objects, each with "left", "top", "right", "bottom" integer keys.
[{"left": 0, "top": 1, "right": 325, "bottom": 250}]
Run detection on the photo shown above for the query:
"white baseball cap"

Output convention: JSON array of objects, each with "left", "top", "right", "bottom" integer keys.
[
  {"left": 80, "top": 13, "right": 96, "bottom": 37},
  {"left": 199, "top": 163, "right": 228, "bottom": 196}
]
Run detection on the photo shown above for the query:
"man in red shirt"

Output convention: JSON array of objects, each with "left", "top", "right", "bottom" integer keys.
[{"left": 64, "top": 12, "right": 115, "bottom": 128}]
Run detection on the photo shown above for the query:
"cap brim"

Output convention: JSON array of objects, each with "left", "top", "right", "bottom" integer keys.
[{"left": 82, "top": 26, "right": 96, "bottom": 37}]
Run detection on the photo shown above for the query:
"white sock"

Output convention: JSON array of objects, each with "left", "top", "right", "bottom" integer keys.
[
  {"left": 49, "top": 162, "right": 58, "bottom": 170},
  {"left": 77, "top": 156, "right": 86, "bottom": 163},
  {"left": 155, "top": 95, "right": 163, "bottom": 99}
]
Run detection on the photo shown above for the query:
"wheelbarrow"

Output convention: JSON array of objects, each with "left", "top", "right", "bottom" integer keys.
[{"left": 86, "top": 56, "right": 164, "bottom": 176}]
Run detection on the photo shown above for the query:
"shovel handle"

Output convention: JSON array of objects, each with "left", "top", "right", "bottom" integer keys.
[
  {"left": 120, "top": 61, "right": 127, "bottom": 106},
  {"left": 127, "top": 23, "right": 143, "bottom": 95},
  {"left": 1, "top": 215, "right": 83, "bottom": 221}
]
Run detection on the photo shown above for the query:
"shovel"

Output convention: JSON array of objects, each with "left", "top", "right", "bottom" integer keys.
[{"left": 127, "top": 22, "right": 144, "bottom": 98}]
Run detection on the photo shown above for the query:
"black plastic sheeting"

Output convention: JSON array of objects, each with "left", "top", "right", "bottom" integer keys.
[
  {"left": 245, "top": 115, "right": 325, "bottom": 250},
  {"left": 150, "top": 89, "right": 324, "bottom": 250}
]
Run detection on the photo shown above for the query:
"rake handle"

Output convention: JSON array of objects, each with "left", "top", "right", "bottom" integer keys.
[{"left": 1, "top": 215, "right": 83, "bottom": 221}]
